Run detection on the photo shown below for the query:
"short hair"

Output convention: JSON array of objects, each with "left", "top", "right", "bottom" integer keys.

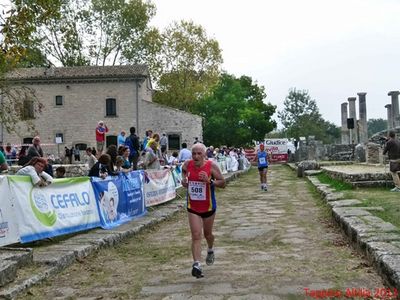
[
  {"left": 389, "top": 130, "right": 396, "bottom": 138},
  {"left": 130, "top": 127, "right": 136, "bottom": 134},
  {"left": 98, "top": 154, "right": 111, "bottom": 164},
  {"left": 192, "top": 143, "right": 206, "bottom": 154},
  {"left": 25, "top": 157, "right": 47, "bottom": 168},
  {"left": 182, "top": 143, "right": 187, "bottom": 148}
]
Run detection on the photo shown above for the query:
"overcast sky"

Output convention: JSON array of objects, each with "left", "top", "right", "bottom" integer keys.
[{"left": 151, "top": 0, "right": 400, "bottom": 127}]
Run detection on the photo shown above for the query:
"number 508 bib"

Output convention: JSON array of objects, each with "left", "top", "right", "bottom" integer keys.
[{"left": 188, "top": 181, "right": 206, "bottom": 201}]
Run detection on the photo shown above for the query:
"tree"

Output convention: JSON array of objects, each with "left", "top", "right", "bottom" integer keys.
[
  {"left": 278, "top": 88, "right": 339, "bottom": 144},
  {"left": 2, "top": 0, "right": 159, "bottom": 67},
  {"left": 193, "top": 74, "right": 276, "bottom": 147},
  {"left": 0, "top": 1, "right": 57, "bottom": 134},
  {"left": 152, "top": 20, "right": 223, "bottom": 112},
  {"left": 368, "top": 118, "right": 387, "bottom": 137}
]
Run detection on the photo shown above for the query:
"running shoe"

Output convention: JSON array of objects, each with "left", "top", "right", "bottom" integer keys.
[
  {"left": 263, "top": 186, "right": 268, "bottom": 191},
  {"left": 206, "top": 250, "right": 215, "bottom": 266},
  {"left": 192, "top": 262, "right": 204, "bottom": 278},
  {"left": 390, "top": 187, "right": 400, "bottom": 192}
]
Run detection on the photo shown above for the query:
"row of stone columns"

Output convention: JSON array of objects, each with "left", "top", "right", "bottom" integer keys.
[
  {"left": 386, "top": 91, "right": 400, "bottom": 130},
  {"left": 340, "top": 93, "right": 368, "bottom": 144}
]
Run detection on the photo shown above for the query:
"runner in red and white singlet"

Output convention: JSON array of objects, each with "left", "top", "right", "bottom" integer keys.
[{"left": 181, "top": 143, "right": 225, "bottom": 278}]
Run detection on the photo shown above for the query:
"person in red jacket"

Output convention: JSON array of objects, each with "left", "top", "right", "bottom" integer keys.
[
  {"left": 181, "top": 143, "right": 225, "bottom": 278},
  {"left": 96, "top": 121, "right": 109, "bottom": 156}
]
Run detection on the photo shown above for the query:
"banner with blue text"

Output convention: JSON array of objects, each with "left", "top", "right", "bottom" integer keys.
[{"left": 9, "top": 176, "right": 101, "bottom": 243}]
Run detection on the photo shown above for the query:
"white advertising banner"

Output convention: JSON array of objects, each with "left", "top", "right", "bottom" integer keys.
[
  {"left": 264, "top": 139, "right": 289, "bottom": 162},
  {"left": 8, "top": 176, "right": 101, "bottom": 243},
  {"left": 144, "top": 169, "right": 176, "bottom": 207},
  {"left": 0, "top": 176, "right": 20, "bottom": 246}
]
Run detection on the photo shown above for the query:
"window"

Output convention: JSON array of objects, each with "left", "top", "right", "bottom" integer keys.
[
  {"left": 23, "top": 137, "right": 33, "bottom": 145},
  {"left": 168, "top": 134, "right": 180, "bottom": 150},
  {"left": 55, "top": 133, "right": 64, "bottom": 143},
  {"left": 21, "top": 100, "right": 34, "bottom": 120},
  {"left": 75, "top": 143, "right": 87, "bottom": 151},
  {"left": 106, "top": 98, "right": 116, "bottom": 116},
  {"left": 55, "top": 95, "right": 63, "bottom": 106}
]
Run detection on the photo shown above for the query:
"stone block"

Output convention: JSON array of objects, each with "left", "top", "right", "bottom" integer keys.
[
  {"left": 327, "top": 199, "right": 362, "bottom": 207},
  {"left": 33, "top": 250, "right": 75, "bottom": 267},
  {"left": 0, "top": 260, "right": 17, "bottom": 287}
]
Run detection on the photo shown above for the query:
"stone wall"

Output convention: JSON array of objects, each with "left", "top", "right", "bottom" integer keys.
[
  {"left": 140, "top": 101, "right": 202, "bottom": 148},
  {"left": 2, "top": 76, "right": 202, "bottom": 155}
]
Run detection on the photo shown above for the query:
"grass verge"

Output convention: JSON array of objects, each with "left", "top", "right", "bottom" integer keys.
[{"left": 315, "top": 172, "right": 353, "bottom": 191}]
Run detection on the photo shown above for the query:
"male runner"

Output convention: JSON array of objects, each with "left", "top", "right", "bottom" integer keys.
[{"left": 181, "top": 143, "right": 226, "bottom": 278}]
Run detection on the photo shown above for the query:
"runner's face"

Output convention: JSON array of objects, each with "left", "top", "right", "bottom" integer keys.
[{"left": 192, "top": 149, "right": 205, "bottom": 164}]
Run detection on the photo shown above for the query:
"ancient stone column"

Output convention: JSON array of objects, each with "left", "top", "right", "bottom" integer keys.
[
  {"left": 341, "top": 102, "right": 349, "bottom": 144},
  {"left": 348, "top": 97, "right": 358, "bottom": 144},
  {"left": 385, "top": 104, "right": 393, "bottom": 130},
  {"left": 357, "top": 92, "right": 368, "bottom": 143},
  {"left": 388, "top": 91, "right": 400, "bottom": 128}
]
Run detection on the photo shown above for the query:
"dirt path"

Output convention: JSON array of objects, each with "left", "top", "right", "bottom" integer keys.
[{"left": 19, "top": 165, "right": 384, "bottom": 299}]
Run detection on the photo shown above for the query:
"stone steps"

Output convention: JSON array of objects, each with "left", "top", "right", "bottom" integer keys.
[
  {"left": 0, "top": 248, "right": 32, "bottom": 288},
  {"left": 351, "top": 180, "right": 394, "bottom": 188}
]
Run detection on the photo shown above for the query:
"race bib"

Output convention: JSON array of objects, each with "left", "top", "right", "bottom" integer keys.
[
  {"left": 259, "top": 157, "right": 266, "bottom": 164},
  {"left": 188, "top": 181, "right": 206, "bottom": 201}
]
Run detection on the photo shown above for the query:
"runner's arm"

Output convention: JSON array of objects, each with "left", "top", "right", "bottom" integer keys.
[
  {"left": 211, "top": 162, "right": 226, "bottom": 188},
  {"left": 181, "top": 161, "right": 189, "bottom": 188}
]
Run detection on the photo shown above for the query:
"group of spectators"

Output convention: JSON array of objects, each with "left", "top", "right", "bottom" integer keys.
[{"left": 0, "top": 120, "right": 248, "bottom": 187}]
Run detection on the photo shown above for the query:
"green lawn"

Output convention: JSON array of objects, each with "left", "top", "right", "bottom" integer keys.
[{"left": 314, "top": 172, "right": 400, "bottom": 229}]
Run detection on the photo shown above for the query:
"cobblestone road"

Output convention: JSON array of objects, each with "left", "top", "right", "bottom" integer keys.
[{"left": 19, "top": 165, "right": 384, "bottom": 299}]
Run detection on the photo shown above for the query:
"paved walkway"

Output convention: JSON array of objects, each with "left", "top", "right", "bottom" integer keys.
[{"left": 18, "top": 165, "right": 384, "bottom": 299}]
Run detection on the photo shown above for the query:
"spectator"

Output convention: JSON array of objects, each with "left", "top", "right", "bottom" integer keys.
[
  {"left": 85, "top": 147, "right": 97, "bottom": 169},
  {"left": 27, "top": 136, "right": 53, "bottom": 176},
  {"left": 0, "top": 150, "right": 8, "bottom": 171},
  {"left": 160, "top": 133, "right": 168, "bottom": 153},
  {"left": 142, "top": 129, "right": 152, "bottom": 151},
  {"left": 88, "top": 154, "right": 117, "bottom": 178},
  {"left": 178, "top": 143, "right": 192, "bottom": 163},
  {"left": 55, "top": 166, "right": 66, "bottom": 178},
  {"left": 125, "top": 127, "right": 140, "bottom": 170},
  {"left": 16, "top": 157, "right": 53, "bottom": 187},
  {"left": 106, "top": 145, "right": 118, "bottom": 172},
  {"left": 95, "top": 120, "right": 109, "bottom": 156},
  {"left": 73, "top": 146, "right": 81, "bottom": 162},
  {"left": 4, "top": 143, "right": 16, "bottom": 165},
  {"left": 17, "top": 146, "right": 29, "bottom": 166},
  {"left": 168, "top": 151, "right": 179, "bottom": 166},
  {"left": 206, "top": 146, "right": 214, "bottom": 159},
  {"left": 118, "top": 146, "right": 132, "bottom": 170},
  {"left": 92, "top": 147, "right": 97, "bottom": 157},
  {"left": 117, "top": 130, "right": 126, "bottom": 147},
  {"left": 27, "top": 136, "right": 44, "bottom": 160},
  {"left": 143, "top": 139, "right": 160, "bottom": 170},
  {"left": 64, "top": 146, "right": 72, "bottom": 164}
]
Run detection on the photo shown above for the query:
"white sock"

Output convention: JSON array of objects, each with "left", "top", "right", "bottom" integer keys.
[{"left": 208, "top": 248, "right": 214, "bottom": 253}]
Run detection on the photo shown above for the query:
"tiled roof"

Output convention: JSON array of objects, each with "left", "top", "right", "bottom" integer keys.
[{"left": 5, "top": 65, "right": 149, "bottom": 80}]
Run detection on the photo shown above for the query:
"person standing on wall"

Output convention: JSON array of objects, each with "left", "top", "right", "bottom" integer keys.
[
  {"left": 96, "top": 121, "right": 108, "bottom": 156},
  {"left": 181, "top": 143, "right": 226, "bottom": 278},
  {"left": 383, "top": 130, "right": 400, "bottom": 192}
]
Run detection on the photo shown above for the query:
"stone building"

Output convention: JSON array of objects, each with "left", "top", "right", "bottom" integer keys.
[{"left": 0, "top": 65, "right": 202, "bottom": 155}]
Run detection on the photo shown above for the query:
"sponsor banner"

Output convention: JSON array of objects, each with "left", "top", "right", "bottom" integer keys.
[
  {"left": 144, "top": 169, "right": 176, "bottom": 207},
  {"left": 8, "top": 176, "right": 101, "bottom": 243},
  {"left": 91, "top": 171, "right": 146, "bottom": 229},
  {"left": 171, "top": 165, "right": 182, "bottom": 189},
  {"left": 264, "top": 139, "right": 289, "bottom": 162},
  {"left": 0, "top": 176, "right": 20, "bottom": 246}
]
